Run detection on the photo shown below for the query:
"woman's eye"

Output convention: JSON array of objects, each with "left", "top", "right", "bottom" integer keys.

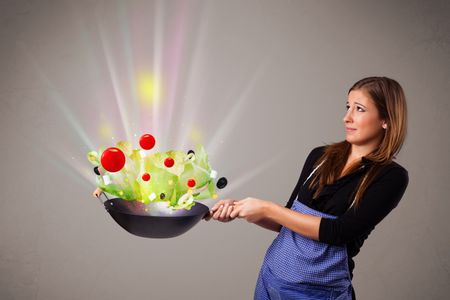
[
  {"left": 346, "top": 105, "right": 350, "bottom": 110},
  {"left": 356, "top": 106, "right": 365, "bottom": 112}
]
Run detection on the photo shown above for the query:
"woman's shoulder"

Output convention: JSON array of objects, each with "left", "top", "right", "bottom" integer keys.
[
  {"left": 375, "top": 160, "right": 409, "bottom": 185},
  {"left": 308, "top": 145, "right": 327, "bottom": 160},
  {"left": 382, "top": 160, "right": 408, "bottom": 174},
  {"left": 389, "top": 160, "right": 408, "bottom": 172},
  {"left": 300, "top": 145, "right": 327, "bottom": 171}
]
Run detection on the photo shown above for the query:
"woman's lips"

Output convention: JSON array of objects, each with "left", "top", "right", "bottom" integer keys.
[{"left": 346, "top": 127, "right": 356, "bottom": 133}]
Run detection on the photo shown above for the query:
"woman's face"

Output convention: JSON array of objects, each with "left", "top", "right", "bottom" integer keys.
[{"left": 343, "top": 89, "right": 386, "bottom": 148}]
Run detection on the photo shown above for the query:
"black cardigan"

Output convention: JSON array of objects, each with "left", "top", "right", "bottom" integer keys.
[{"left": 285, "top": 146, "right": 409, "bottom": 278}]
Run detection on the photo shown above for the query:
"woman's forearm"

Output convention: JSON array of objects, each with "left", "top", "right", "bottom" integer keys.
[
  {"left": 265, "top": 202, "right": 322, "bottom": 240},
  {"left": 254, "top": 217, "right": 282, "bottom": 232}
]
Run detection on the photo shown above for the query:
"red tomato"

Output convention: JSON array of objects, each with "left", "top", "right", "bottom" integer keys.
[
  {"left": 187, "top": 179, "right": 196, "bottom": 188},
  {"left": 139, "top": 134, "right": 156, "bottom": 150},
  {"left": 101, "top": 147, "right": 126, "bottom": 172},
  {"left": 142, "top": 173, "right": 151, "bottom": 181},
  {"left": 164, "top": 157, "right": 175, "bottom": 168}
]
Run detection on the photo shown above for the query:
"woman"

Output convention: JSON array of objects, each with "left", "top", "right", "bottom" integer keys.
[{"left": 205, "top": 76, "right": 409, "bottom": 300}]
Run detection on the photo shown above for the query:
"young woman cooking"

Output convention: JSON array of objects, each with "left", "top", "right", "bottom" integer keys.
[{"left": 206, "top": 76, "right": 409, "bottom": 300}]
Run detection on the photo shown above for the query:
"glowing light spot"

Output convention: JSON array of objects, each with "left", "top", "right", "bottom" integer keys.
[
  {"left": 119, "top": 191, "right": 124, "bottom": 196},
  {"left": 212, "top": 193, "right": 218, "bottom": 199},
  {"left": 189, "top": 126, "right": 203, "bottom": 143},
  {"left": 138, "top": 73, "right": 162, "bottom": 105},
  {"left": 168, "top": 179, "right": 173, "bottom": 185},
  {"left": 98, "top": 119, "right": 114, "bottom": 140}
]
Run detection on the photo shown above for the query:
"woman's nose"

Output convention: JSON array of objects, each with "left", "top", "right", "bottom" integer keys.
[{"left": 343, "top": 109, "right": 352, "bottom": 123}]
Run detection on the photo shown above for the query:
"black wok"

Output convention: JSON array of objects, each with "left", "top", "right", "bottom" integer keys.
[{"left": 98, "top": 193, "right": 210, "bottom": 238}]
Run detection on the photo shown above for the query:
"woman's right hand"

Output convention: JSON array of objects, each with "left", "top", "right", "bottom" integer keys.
[{"left": 204, "top": 199, "right": 237, "bottom": 222}]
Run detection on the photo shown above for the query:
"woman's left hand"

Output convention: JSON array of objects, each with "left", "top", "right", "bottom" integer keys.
[{"left": 230, "top": 197, "right": 272, "bottom": 223}]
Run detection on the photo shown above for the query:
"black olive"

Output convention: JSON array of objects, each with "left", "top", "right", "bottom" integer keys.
[
  {"left": 160, "top": 193, "right": 165, "bottom": 200},
  {"left": 187, "top": 150, "right": 195, "bottom": 155},
  {"left": 94, "top": 166, "right": 100, "bottom": 176},
  {"left": 216, "top": 177, "right": 228, "bottom": 189}
]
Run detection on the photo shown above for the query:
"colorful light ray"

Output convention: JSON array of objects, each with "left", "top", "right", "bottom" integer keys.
[{"left": 137, "top": 72, "right": 162, "bottom": 105}]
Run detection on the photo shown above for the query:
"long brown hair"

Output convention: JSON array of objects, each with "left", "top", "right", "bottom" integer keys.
[{"left": 308, "top": 76, "right": 407, "bottom": 209}]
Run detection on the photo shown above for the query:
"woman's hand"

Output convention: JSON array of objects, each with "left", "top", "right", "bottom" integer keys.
[
  {"left": 230, "top": 197, "right": 273, "bottom": 223},
  {"left": 204, "top": 199, "right": 237, "bottom": 222}
]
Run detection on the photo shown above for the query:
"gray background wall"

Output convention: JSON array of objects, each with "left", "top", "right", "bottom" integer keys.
[{"left": 1, "top": 0, "right": 449, "bottom": 299}]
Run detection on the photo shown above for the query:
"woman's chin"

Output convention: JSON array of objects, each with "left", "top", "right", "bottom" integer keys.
[{"left": 345, "top": 137, "right": 355, "bottom": 144}]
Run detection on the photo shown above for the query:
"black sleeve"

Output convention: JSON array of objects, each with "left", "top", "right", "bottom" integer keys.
[
  {"left": 285, "top": 146, "right": 325, "bottom": 209},
  {"left": 319, "top": 166, "right": 409, "bottom": 245}
]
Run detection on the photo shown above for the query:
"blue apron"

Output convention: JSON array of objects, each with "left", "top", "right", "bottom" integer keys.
[{"left": 254, "top": 163, "right": 354, "bottom": 300}]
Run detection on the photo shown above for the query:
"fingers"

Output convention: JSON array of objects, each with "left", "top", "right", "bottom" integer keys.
[
  {"left": 211, "top": 199, "right": 235, "bottom": 211},
  {"left": 206, "top": 199, "right": 245, "bottom": 223},
  {"left": 226, "top": 205, "right": 233, "bottom": 218},
  {"left": 234, "top": 199, "right": 246, "bottom": 205},
  {"left": 230, "top": 205, "right": 241, "bottom": 219},
  {"left": 219, "top": 203, "right": 231, "bottom": 219},
  {"left": 212, "top": 205, "right": 225, "bottom": 220},
  {"left": 211, "top": 203, "right": 236, "bottom": 222},
  {"left": 223, "top": 205, "right": 235, "bottom": 222},
  {"left": 207, "top": 203, "right": 242, "bottom": 220},
  {"left": 211, "top": 201, "right": 224, "bottom": 211}
]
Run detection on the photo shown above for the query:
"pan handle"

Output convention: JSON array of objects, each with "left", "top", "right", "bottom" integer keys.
[{"left": 96, "top": 190, "right": 110, "bottom": 205}]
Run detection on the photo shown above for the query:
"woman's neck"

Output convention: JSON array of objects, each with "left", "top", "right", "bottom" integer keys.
[
  {"left": 349, "top": 143, "right": 378, "bottom": 160},
  {"left": 340, "top": 143, "right": 377, "bottom": 178}
]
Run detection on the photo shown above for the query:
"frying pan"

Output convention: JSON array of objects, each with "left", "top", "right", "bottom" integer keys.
[{"left": 97, "top": 193, "right": 210, "bottom": 238}]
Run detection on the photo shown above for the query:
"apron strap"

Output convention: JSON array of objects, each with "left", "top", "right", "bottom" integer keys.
[{"left": 302, "top": 160, "right": 325, "bottom": 186}]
